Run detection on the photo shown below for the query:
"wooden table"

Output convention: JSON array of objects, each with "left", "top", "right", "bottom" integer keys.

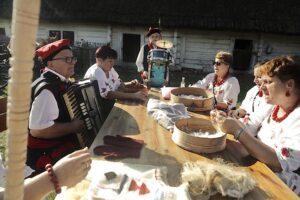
[{"left": 60, "top": 88, "right": 299, "bottom": 199}]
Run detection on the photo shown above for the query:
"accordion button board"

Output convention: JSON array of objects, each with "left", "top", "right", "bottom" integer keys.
[{"left": 63, "top": 79, "right": 104, "bottom": 147}]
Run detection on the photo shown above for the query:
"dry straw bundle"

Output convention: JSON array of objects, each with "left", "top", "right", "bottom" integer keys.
[{"left": 181, "top": 158, "right": 256, "bottom": 199}]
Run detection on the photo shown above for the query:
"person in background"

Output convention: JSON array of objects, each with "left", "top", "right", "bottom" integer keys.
[
  {"left": 0, "top": 148, "right": 91, "bottom": 200},
  {"left": 27, "top": 39, "right": 84, "bottom": 173},
  {"left": 84, "top": 45, "right": 148, "bottom": 102},
  {"left": 192, "top": 51, "right": 240, "bottom": 111},
  {"left": 212, "top": 55, "right": 300, "bottom": 195},
  {"left": 229, "top": 61, "right": 273, "bottom": 135},
  {"left": 136, "top": 27, "right": 162, "bottom": 81}
]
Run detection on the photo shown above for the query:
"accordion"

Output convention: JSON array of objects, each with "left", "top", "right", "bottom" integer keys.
[{"left": 63, "top": 79, "right": 104, "bottom": 147}]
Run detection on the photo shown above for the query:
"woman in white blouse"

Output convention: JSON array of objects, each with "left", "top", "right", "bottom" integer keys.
[
  {"left": 192, "top": 51, "right": 240, "bottom": 111},
  {"left": 229, "top": 62, "right": 273, "bottom": 135},
  {"left": 214, "top": 55, "right": 300, "bottom": 195}
]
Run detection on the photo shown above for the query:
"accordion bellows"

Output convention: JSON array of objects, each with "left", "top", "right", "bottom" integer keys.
[
  {"left": 170, "top": 87, "right": 214, "bottom": 112},
  {"left": 172, "top": 118, "right": 226, "bottom": 154}
]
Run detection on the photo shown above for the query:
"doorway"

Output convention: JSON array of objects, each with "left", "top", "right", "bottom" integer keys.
[
  {"left": 63, "top": 31, "right": 75, "bottom": 46},
  {"left": 122, "top": 34, "right": 140, "bottom": 62},
  {"left": 232, "top": 39, "right": 253, "bottom": 70}
]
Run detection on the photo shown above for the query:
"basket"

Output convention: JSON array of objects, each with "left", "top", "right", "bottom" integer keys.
[
  {"left": 170, "top": 87, "right": 214, "bottom": 111},
  {"left": 172, "top": 117, "right": 226, "bottom": 153}
]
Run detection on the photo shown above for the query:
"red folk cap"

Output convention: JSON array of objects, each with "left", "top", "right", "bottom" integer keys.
[
  {"left": 145, "top": 27, "right": 161, "bottom": 37},
  {"left": 35, "top": 39, "right": 71, "bottom": 62}
]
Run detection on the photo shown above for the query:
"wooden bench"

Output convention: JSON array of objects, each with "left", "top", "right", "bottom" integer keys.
[{"left": 0, "top": 96, "right": 7, "bottom": 132}]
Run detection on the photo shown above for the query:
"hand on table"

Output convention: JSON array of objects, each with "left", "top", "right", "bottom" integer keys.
[
  {"left": 53, "top": 148, "right": 91, "bottom": 188},
  {"left": 134, "top": 91, "right": 148, "bottom": 101}
]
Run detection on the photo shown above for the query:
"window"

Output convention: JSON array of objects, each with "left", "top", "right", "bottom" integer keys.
[
  {"left": 49, "top": 30, "right": 61, "bottom": 40},
  {"left": 0, "top": 28, "right": 5, "bottom": 36}
]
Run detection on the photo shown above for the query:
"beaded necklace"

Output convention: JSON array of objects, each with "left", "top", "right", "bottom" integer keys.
[
  {"left": 213, "top": 74, "right": 228, "bottom": 86},
  {"left": 272, "top": 99, "right": 300, "bottom": 123},
  {"left": 212, "top": 73, "right": 229, "bottom": 108}
]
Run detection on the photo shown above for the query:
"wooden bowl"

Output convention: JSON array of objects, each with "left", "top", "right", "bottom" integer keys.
[
  {"left": 172, "top": 117, "right": 226, "bottom": 153},
  {"left": 170, "top": 87, "right": 214, "bottom": 111}
]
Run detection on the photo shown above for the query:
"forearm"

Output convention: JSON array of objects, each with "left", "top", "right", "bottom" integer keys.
[
  {"left": 238, "top": 130, "right": 282, "bottom": 171},
  {"left": 30, "top": 122, "right": 79, "bottom": 139},
  {"left": 24, "top": 172, "right": 53, "bottom": 200},
  {"left": 216, "top": 102, "right": 228, "bottom": 110},
  {"left": 106, "top": 91, "right": 138, "bottom": 100}
]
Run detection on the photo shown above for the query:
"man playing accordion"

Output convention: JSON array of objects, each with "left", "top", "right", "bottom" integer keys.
[{"left": 27, "top": 39, "right": 84, "bottom": 174}]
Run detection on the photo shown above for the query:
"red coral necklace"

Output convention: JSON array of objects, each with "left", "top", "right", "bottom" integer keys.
[
  {"left": 272, "top": 99, "right": 300, "bottom": 123},
  {"left": 213, "top": 74, "right": 227, "bottom": 86}
]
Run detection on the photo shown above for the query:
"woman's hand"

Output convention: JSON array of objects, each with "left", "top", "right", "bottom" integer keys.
[
  {"left": 134, "top": 91, "right": 148, "bottom": 101},
  {"left": 220, "top": 117, "right": 244, "bottom": 135},
  {"left": 210, "top": 109, "right": 242, "bottom": 135},
  {"left": 228, "top": 108, "right": 246, "bottom": 119},
  {"left": 53, "top": 148, "right": 91, "bottom": 188}
]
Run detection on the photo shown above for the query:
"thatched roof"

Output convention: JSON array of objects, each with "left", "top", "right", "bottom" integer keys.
[{"left": 1, "top": 0, "right": 300, "bottom": 35}]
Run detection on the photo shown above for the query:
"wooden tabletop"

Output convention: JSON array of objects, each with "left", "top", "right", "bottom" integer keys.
[{"left": 62, "top": 88, "right": 299, "bottom": 199}]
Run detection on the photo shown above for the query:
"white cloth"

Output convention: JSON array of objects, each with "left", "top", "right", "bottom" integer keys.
[
  {"left": 29, "top": 68, "right": 67, "bottom": 130},
  {"left": 239, "top": 86, "right": 273, "bottom": 135},
  {"left": 84, "top": 64, "right": 121, "bottom": 98},
  {"left": 147, "top": 99, "right": 189, "bottom": 132},
  {"left": 84, "top": 160, "right": 191, "bottom": 200},
  {"left": 136, "top": 45, "right": 146, "bottom": 72},
  {"left": 192, "top": 73, "right": 240, "bottom": 110},
  {"left": 256, "top": 107, "right": 300, "bottom": 195}
]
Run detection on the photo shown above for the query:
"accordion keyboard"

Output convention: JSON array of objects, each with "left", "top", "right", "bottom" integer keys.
[{"left": 63, "top": 79, "right": 103, "bottom": 147}]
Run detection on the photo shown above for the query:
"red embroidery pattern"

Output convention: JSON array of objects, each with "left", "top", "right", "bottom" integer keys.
[
  {"left": 281, "top": 147, "right": 294, "bottom": 158},
  {"left": 281, "top": 147, "right": 289, "bottom": 157},
  {"left": 128, "top": 179, "right": 150, "bottom": 195},
  {"left": 101, "top": 88, "right": 106, "bottom": 93}
]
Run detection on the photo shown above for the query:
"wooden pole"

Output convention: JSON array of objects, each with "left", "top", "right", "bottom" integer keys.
[{"left": 4, "top": 0, "right": 40, "bottom": 199}]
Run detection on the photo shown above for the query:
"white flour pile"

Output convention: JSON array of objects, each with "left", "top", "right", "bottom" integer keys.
[
  {"left": 181, "top": 126, "right": 225, "bottom": 138},
  {"left": 178, "top": 94, "right": 205, "bottom": 100}
]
